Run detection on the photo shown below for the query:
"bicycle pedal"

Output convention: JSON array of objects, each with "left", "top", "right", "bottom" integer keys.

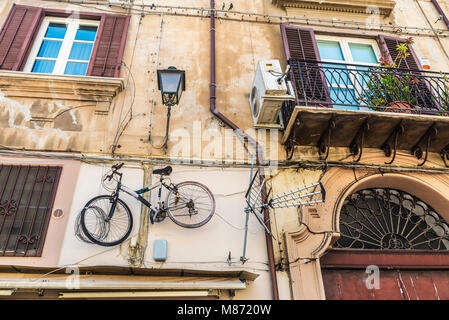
[{"left": 153, "top": 210, "right": 167, "bottom": 223}]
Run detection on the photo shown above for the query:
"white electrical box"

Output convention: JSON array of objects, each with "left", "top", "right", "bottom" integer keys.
[
  {"left": 249, "top": 60, "right": 295, "bottom": 129},
  {"left": 153, "top": 240, "right": 167, "bottom": 262}
]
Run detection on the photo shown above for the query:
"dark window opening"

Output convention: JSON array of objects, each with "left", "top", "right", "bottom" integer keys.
[{"left": 0, "top": 165, "right": 62, "bottom": 257}]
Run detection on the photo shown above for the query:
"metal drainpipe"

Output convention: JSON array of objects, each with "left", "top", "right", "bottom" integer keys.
[
  {"left": 209, "top": 0, "right": 280, "bottom": 300},
  {"left": 431, "top": 0, "right": 449, "bottom": 29}
]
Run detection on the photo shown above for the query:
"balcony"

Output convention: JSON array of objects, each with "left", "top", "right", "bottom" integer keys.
[{"left": 281, "top": 59, "right": 449, "bottom": 165}]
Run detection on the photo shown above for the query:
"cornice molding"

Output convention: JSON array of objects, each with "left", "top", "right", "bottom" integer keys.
[
  {"left": 0, "top": 71, "right": 124, "bottom": 103},
  {"left": 273, "top": 0, "right": 396, "bottom": 16}
]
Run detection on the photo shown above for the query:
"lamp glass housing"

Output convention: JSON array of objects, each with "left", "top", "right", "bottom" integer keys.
[{"left": 157, "top": 67, "right": 185, "bottom": 106}]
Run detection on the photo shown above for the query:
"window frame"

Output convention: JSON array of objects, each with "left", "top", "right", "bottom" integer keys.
[
  {"left": 315, "top": 35, "right": 382, "bottom": 66},
  {"left": 315, "top": 35, "right": 382, "bottom": 109},
  {"left": 23, "top": 16, "right": 100, "bottom": 76}
]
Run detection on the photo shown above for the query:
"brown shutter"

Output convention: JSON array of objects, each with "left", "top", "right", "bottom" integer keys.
[
  {"left": 377, "top": 35, "right": 438, "bottom": 110},
  {"left": 377, "top": 35, "right": 422, "bottom": 70},
  {"left": 87, "top": 14, "right": 130, "bottom": 78},
  {"left": 0, "top": 4, "right": 43, "bottom": 71},
  {"left": 280, "top": 24, "right": 331, "bottom": 106}
]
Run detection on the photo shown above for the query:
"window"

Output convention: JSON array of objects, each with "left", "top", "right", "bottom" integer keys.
[
  {"left": 0, "top": 4, "right": 130, "bottom": 78},
  {"left": 23, "top": 18, "right": 99, "bottom": 76},
  {"left": 0, "top": 165, "right": 62, "bottom": 257},
  {"left": 315, "top": 36, "right": 381, "bottom": 110},
  {"left": 336, "top": 188, "right": 449, "bottom": 250}
]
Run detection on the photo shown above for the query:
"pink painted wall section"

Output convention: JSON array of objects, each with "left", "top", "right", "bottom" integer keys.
[{"left": 0, "top": 155, "right": 80, "bottom": 267}]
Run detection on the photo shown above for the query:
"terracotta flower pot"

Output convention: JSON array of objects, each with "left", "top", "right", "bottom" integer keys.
[{"left": 387, "top": 101, "right": 413, "bottom": 114}]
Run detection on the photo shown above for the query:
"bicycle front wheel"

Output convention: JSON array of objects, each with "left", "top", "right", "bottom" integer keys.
[
  {"left": 166, "top": 181, "right": 216, "bottom": 228},
  {"left": 80, "top": 195, "right": 133, "bottom": 247}
]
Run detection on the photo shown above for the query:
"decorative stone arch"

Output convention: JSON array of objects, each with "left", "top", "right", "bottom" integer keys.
[
  {"left": 331, "top": 172, "right": 449, "bottom": 236},
  {"left": 284, "top": 153, "right": 449, "bottom": 299}
]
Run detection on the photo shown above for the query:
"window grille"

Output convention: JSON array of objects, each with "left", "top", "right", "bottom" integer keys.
[
  {"left": 336, "top": 188, "right": 449, "bottom": 250},
  {"left": 0, "top": 165, "right": 62, "bottom": 257}
]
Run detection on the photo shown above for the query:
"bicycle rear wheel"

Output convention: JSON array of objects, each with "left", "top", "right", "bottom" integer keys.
[
  {"left": 166, "top": 181, "right": 215, "bottom": 228},
  {"left": 80, "top": 195, "right": 133, "bottom": 247}
]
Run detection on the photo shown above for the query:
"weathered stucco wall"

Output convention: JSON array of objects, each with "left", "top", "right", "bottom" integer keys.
[
  {"left": 1, "top": 0, "right": 449, "bottom": 162},
  {"left": 56, "top": 162, "right": 284, "bottom": 299},
  {"left": 2, "top": 0, "right": 449, "bottom": 300}
]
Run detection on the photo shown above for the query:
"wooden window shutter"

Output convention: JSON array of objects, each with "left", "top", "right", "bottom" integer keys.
[
  {"left": 376, "top": 35, "right": 422, "bottom": 70},
  {"left": 87, "top": 14, "right": 130, "bottom": 78},
  {"left": 0, "top": 4, "right": 43, "bottom": 71},
  {"left": 377, "top": 35, "right": 438, "bottom": 110},
  {"left": 280, "top": 24, "right": 331, "bottom": 106}
]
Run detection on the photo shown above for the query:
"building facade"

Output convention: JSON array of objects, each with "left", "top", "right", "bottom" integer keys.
[{"left": 0, "top": 0, "right": 448, "bottom": 300}]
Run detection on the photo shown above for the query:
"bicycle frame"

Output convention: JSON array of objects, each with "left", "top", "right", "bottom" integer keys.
[{"left": 109, "top": 173, "right": 176, "bottom": 224}]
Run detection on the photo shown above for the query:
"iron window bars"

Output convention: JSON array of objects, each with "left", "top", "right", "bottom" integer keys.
[
  {"left": 0, "top": 165, "right": 61, "bottom": 257},
  {"left": 336, "top": 188, "right": 449, "bottom": 250}
]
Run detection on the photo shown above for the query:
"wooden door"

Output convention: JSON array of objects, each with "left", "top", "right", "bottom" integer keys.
[
  {"left": 324, "top": 187, "right": 449, "bottom": 300},
  {"left": 321, "top": 249, "right": 449, "bottom": 300}
]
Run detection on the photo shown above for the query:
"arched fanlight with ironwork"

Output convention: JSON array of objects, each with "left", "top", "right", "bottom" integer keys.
[{"left": 335, "top": 188, "right": 449, "bottom": 250}]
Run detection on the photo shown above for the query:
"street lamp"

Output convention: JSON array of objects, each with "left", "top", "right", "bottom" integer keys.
[{"left": 156, "top": 66, "right": 185, "bottom": 151}]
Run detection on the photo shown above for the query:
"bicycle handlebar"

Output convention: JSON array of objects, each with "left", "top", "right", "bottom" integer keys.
[
  {"left": 112, "top": 162, "right": 124, "bottom": 171},
  {"left": 105, "top": 163, "right": 124, "bottom": 181}
]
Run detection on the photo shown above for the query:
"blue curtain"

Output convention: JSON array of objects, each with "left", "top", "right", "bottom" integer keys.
[
  {"left": 32, "top": 60, "right": 56, "bottom": 74},
  {"left": 45, "top": 23, "right": 67, "bottom": 39},
  {"left": 64, "top": 62, "right": 88, "bottom": 76},
  {"left": 69, "top": 43, "right": 93, "bottom": 61},
  {"left": 75, "top": 26, "right": 97, "bottom": 41}
]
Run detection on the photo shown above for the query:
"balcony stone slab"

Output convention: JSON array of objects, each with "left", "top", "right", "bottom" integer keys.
[{"left": 283, "top": 106, "right": 449, "bottom": 161}]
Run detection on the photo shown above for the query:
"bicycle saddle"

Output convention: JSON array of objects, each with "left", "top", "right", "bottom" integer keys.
[{"left": 153, "top": 166, "right": 173, "bottom": 176}]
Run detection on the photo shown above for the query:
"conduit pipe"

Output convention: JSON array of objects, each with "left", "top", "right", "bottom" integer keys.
[
  {"left": 209, "top": 0, "right": 279, "bottom": 300},
  {"left": 431, "top": 0, "right": 449, "bottom": 29}
]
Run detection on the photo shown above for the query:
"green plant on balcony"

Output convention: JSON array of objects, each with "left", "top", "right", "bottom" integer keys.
[{"left": 358, "top": 38, "right": 421, "bottom": 113}]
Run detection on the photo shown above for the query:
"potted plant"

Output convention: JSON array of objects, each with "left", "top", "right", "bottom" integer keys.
[{"left": 358, "top": 37, "right": 421, "bottom": 114}]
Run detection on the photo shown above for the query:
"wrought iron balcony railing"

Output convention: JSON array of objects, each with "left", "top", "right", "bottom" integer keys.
[{"left": 282, "top": 59, "right": 449, "bottom": 125}]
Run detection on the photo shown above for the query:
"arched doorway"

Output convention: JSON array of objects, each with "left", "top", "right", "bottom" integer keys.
[{"left": 321, "top": 187, "right": 449, "bottom": 300}]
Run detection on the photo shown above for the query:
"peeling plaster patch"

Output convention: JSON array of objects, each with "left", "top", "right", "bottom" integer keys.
[
  {"left": 0, "top": 90, "right": 69, "bottom": 147},
  {"left": 55, "top": 102, "right": 78, "bottom": 125},
  {"left": 395, "top": 0, "right": 414, "bottom": 10},
  {"left": 0, "top": 89, "right": 31, "bottom": 129},
  {"left": 30, "top": 131, "right": 42, "bottom": 149},
  {"left": 391, "top": 0, "right": 414, "bottom": 27},
  {"left": 54, "top": 128, "right": 69, "bottom": 142},
  {"left": 0, "top": 107, "right": 10, "bottom": 127}
]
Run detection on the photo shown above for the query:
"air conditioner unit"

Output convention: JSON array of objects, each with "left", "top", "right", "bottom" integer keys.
[{"left": 249, "top": 60, "right": 295, "bottom": 129}]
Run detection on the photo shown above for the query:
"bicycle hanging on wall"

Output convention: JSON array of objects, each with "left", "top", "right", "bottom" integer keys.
[{"left": 77, "top": 163, "right": 216, "bottom": 247}]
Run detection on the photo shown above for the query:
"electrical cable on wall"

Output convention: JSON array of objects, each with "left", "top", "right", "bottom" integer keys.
[
  {"left": 3, "top": 148, "right": 449, "bottom": 174},
  {"left": 54, "top": 0, "right": 449, "bottom": 38},
  {"left": 415, "top": 0, "right": 449, "bottom": 64},
  {"left": 110, "top": 10, "right": 141, "bottom": 155},
  {"left": 111, "top": 60, "right": 137, "bottom": 154},
  {"left": 148, "top": 15, "right": 166, "bottom": 150}
]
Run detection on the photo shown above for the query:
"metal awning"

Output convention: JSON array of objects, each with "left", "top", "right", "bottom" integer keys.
[
  {"left": 0, "top": 265, "right": 259, "bottom": 298},
  {"left": 282, "top": 106, "right": 449, "bottom": 166}
]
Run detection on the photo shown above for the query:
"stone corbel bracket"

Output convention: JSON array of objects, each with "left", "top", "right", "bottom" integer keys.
[
  {"left": 0, "top": 71, "right": 125, "bottom": 116},
  {"left": 273, "top": 0, "right": 396, "bottom": 17}
]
